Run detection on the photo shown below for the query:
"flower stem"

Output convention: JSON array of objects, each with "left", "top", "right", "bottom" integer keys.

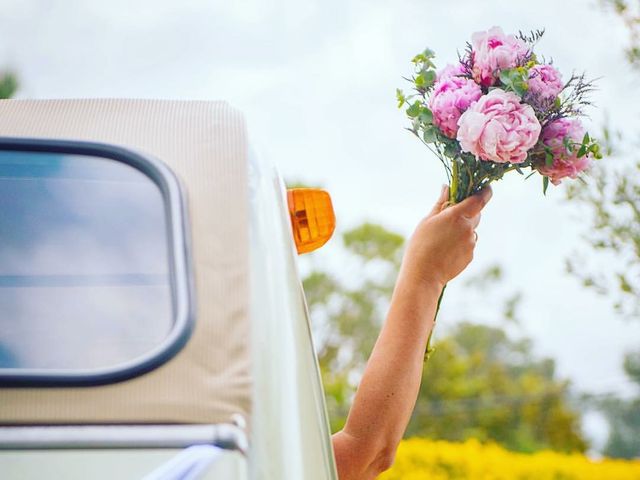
[
  {"left": 424, "top": 284, "right": 446, "bottom": 360},
  {"left": 449, "top": 159, "right": 459, "bottom": 204}
]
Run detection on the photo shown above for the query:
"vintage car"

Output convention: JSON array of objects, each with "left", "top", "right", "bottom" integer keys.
[{"left": 0, "top": 99, "right": 338, "bottom": 479}]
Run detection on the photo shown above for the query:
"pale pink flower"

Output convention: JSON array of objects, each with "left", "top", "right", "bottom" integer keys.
[
  {"left": 471, "top": 26, "right": 529, "bottom": 87},
  {"left": 429, "top": 66, "right": 482, "bottom": 138},
  {"left": 436, "top": 63, "right": 466, "bottom": 82},
  {"left": 457, "top": 89, "right": 541, "bottom": 163},
  {"left": 538, "top": 118, "right": 591, "bottom": 185},
  {"left": 528, "top": 64, "right": 563, "bottom": 101}
]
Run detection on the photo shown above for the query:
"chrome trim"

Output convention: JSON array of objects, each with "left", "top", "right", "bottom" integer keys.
[{"left": 0, "top": 424, "right": 247, "bottom": 453}]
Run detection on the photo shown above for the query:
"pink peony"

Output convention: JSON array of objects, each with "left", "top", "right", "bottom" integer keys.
[
  {"left": 436, "top": 63, "right": 466, "bottom": 82},
  {"left": 471, "top": 26, "right": 529, "bottom": 87},
  {"left": 528, "top": 64, "right": 563, "bottom": 101},
  {"left": 538, "top": 118, "right": 591, "bottom": 185},
  {"left": 457, "top": 88, "right": 541, "bottom": 164},
  {"left": 429, "top": 66, "right": 482, "bottom": 138}
]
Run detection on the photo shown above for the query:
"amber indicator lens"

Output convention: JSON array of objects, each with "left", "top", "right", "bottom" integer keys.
[{"left": 287, "top": 188, "right": 336, "bottom": 254}]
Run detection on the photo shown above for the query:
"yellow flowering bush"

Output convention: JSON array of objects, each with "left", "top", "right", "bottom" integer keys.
[{"left": 380, "top": 438, "right": 640, "bottom": 480}]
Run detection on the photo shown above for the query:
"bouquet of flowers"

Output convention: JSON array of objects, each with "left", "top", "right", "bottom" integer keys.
[{"left": 396, "top": 27, "right": 603, "bottom": 357}]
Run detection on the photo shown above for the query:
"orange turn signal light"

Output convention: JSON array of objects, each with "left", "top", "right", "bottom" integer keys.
[{"left": 287, "top": 188, "right": 336, "bottom": 254}]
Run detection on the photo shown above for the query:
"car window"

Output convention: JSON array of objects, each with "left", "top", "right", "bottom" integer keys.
[{"left": 0, "top": 150, "right": 173, "bottom": 371}]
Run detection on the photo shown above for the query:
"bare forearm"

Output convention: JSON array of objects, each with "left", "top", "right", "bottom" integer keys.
[
  {"left": 333, "top": 275, "right": 442, "bottom": 478},
  {"left": 331, "top": 186, "right": 491, "bottom": 479}
]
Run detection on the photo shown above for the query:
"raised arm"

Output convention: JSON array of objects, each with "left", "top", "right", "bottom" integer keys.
[{"left": 331, "top": 185, "right": 492, "bottom": 480}]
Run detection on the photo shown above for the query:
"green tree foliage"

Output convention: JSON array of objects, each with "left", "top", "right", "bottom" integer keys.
[
  {"left": 565, "top": 1, "right": 640, "bottom": 318},
  {"left": 596, "top": 351, "right": 640, "bottom": 459},
  {"left": 0, "top": 72, "right": 18, "bottom": 99},
  {"left": 304, "top": 222, "right": 402, "bottom": 432},
  {"left": 304, "top": 222, "right": 587, "bottom": 452},
  {"left": 565, "top": 0, "right": 640, "bottom": 458},
  {"left": 408, "top": 322, "right": 586, "bottom": 453},
  {"left": 603, "top": 0, "right": 640, "bottom": 70},
  {"left": 565, "top": 157, "right": 640, "bottom": 318}
]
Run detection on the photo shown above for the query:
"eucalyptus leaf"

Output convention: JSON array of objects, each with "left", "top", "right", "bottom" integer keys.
[
  {"left": 545, "top": 151, "right": 554, "bottom": 167},
  {"left": 543, "top": 175, "right": 550, "bottom": 195},
  {"left": 419, "top": 107, "right": 433, "bottom": 124},
  {"left": 444, "top": 142, "right": 458, "bottom": 158},
  {"left": 406, "top": 101, "right": 421, "bottom": 118},
  {"left": 577, "top": 145, "right": 587, "bottom": 158},
  {"left": 423, "top": 70, "right": 437, "bottom": 87},
  {"left": 396, "top": 88, "right": 405, "bottom": 108},
  {"left": 423, "top": 126, "right": 437, "bottom": 143}
]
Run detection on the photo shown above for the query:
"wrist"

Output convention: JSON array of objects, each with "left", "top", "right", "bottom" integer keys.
[
  {"left": 388, "top": 272, "right": 443, "bottom": 336},
  {"left": 395, "top": 268, "right": 445, "bottom": 301},
  {"left": 398, "top": 262, "right": 446, "bottom": 294}
]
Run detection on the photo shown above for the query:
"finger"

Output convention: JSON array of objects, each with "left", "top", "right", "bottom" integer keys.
[
  {"left": 428, "top": 184, "right": 450, "bottom": 216},
  {"left": 453, "top": 186, "right": 493, "bottom": 218},
  {"left": 468, "top": 212, "right": 481, "bottom": 229}
]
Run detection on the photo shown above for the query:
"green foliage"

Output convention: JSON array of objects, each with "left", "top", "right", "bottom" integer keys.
[
  {"left": 305, "top": 222, "right": 404, "bottom": 432},
  {"left": 396, "top": 88, "right": 406, "bottom": 108},
  {"left": 602, "top": 0, "right": 640, "bottom": 70},
  {"left": 464, "top": 264, "right": 503, "bottom": 288},
  {"left": 0, "top": 72, "right": 18, "bottom": 99},
  {"left": 411, "top": 48, "right": 438, "bottom": 94},
  {"left": 577, "top": 132, "right": 604, "bottom": 160},
  {"left": 407, "top": 322, "right": 587, "bottom": 453},
  {"left": 342, "top": 222, "right": 404, "bottom": 263},
  {"left": 565, "top": 141, "right": 640, "bottom": 318},
  {"left": 543, "top": 175, "right": 549, "bottom": 195},
  {"left": 567, "top": 2, "right": 638, "bottom": 317},
  {"left": 285, "top": 179, "right": 323, "bottom": 189},
  {"left": 564, "top": 5, "right": 640, "bottom": 457},
  {"left": 398, "top": 48, "right": 438, "bottom": 116},
  {"left": 304, "top": 222, "right": 587, "bottom": 452},
  {"left": 623, "top": 350, "right": 640, "bottom": 385},
  {"left": 498, "top": 68, "right": 530, "bottom": 97},
  {"left": 593, "top": 350, "right": 640, "bottom": 459},
  {"left": 601, "top": 396, "right": 640, "bottom": 459},
  {"left": 405, "top": 101, "right": 421, "bottom": 118},
  {"left": 303, "top": 271, "right": 339, "bottom": 307}
]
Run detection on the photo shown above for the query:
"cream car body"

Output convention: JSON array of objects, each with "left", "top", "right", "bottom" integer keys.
[{"left": 0, "top": 99, "right": 338, "bottom": 480}]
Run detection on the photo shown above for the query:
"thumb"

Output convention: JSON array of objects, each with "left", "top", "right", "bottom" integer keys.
[
  {"left": 452, "top": 186, "right": 493, "bottom": 218},
  {"left": 428, "top": 185, "right": 450, "bottom": 216}
]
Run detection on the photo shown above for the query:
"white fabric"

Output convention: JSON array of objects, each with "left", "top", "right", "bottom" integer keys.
[{"left": 142, "top": 445, "right": 223, "bottom": 480}]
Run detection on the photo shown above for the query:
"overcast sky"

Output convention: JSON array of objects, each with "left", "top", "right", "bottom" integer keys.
[{"left": 2, "top": 0, "right": 639, "bottom": 445}]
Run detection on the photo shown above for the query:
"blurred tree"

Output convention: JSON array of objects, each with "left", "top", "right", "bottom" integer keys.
[
  {"left": 561, "top": 0, "right": 640, "bottom": 328},
  {"left": 563, "top": 0, "right": 640, "bottom": 458},
  {"left": 0, "top": 72, "right": 18, "bottom": 99},
  {"left": 574, "top": 0, "right": 640, "bottom": 319},
  {"left": 595, "top": 351, "right": 640, "bottom": 459},
  {"left": 304, "top": 222, "right": 586, "bottom": 452},
  {"left": 304, "top": 222, "right": 402, "bottom": 432},
  {"left": 408, "top": 322, "right": 586, "bottom": 453},
  {"left": 565, "top": 143, "right": 640, "bottom": 317},
  {"left": 602, "top": 0, "right": 640, "bottom": 70}
]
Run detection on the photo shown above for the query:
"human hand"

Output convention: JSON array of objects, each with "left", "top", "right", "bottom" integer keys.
[{"left": 400, "top": 185, "right": 493, "bottom": 290}]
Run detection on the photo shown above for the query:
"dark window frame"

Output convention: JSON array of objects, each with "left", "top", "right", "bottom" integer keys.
[{"left": 0, "top": 137, "right": 195, "bottom": 387}]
